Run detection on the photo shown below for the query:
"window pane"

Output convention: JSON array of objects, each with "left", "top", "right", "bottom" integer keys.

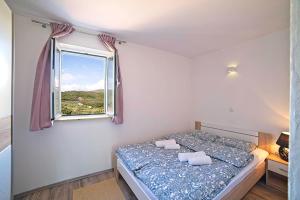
[
  {"left": 106, "top": 57, "right": 115, "bottom": 115},
  {"left": 61, "top": 51, "right": 106, "bottom": 116},
  {"left": 54, "top": 48, "right": 61, "bottom": 118}
]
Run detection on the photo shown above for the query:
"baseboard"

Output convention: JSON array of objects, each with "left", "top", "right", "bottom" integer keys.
[{"left": 14, "top": 168, "right": 113, "bottom": 199}]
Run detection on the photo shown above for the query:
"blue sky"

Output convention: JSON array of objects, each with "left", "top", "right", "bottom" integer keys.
[{"left": 60, "top": 51, "right": 106, "bottom": 91}]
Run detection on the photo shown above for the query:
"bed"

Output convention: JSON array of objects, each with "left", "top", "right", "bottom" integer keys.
[{"left": 115, "top": 121, "right": 272, "bottom": 200}]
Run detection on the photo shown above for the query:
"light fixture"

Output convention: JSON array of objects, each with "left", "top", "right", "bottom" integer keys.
[
  {"left": 227, "top": 66, "right": 237, "bottom": 74},
  {"left": 227, "top": 64, "right": 238, "bottom": 76},
  {"left": 276, "top": 131, "right": 289, "bottom": 161}
]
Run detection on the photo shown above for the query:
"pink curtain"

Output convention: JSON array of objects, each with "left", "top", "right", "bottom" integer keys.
[
  {"left": 30, "top": 23, "right": 74, "bottom": 131},
  {"left": 98, "top": 34, "right": 123, "bottom": 124}
]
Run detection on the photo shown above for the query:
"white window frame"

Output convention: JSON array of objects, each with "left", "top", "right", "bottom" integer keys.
[{"left": 50, "top": 39, "right": 115, "bottom": 121}]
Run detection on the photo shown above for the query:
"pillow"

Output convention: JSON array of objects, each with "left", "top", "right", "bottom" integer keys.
[
  {"left": 216, "top": 137, "right": 256, "bottom": 153},
  {"left": 166, "top": 132, "right": 205, "bottom": 150},
  {"left": 194, "top": 130, "right": 220, "bottom": 142},
  {"left": 190, "top": 141, "right": 254, "bottom": 168}
]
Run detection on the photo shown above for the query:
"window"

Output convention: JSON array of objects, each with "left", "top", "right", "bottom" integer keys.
[{"left": 50, "top": 40, "right": 115, "bottom": 120}]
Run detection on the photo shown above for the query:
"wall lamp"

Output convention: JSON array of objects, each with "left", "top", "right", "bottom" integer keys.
[{"left": 227, "top": 64, "right": 238, "bottom": 76}]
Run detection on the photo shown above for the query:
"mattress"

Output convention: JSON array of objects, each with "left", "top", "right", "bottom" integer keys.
[{"left": 117, "top": 148, "right": 268, "bottom": 200}]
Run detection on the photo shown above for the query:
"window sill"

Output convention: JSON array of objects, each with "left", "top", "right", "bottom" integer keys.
[{"left": 55, "top": 114, "right": 112, "bottom": 121}]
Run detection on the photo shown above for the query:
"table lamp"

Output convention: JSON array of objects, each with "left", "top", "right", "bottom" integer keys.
[{"left": 276, "top": 132, "right": 289, "bottom": 161}]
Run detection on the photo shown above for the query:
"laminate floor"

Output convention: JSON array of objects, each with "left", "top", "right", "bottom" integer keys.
[
  {"left": 15, "top": 170, "right": 287, "bottom": 200},
  {"left": 14, "top": 171, "right": 137, "bottom": 200},
  {"left": 243, "top": 182, "right": 287, "bottom": 200}
]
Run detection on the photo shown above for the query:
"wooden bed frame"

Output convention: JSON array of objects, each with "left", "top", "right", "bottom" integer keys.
[
  {"left": 195, "top": 121, "right": 272, "bottom": 200},
  {"left": 115, "top": 121, "right": 273, "bottom": 200}
]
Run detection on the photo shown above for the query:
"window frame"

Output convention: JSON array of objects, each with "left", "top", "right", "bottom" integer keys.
[{"left": 50, "top": 39, "right": 115, "bottom": 121}]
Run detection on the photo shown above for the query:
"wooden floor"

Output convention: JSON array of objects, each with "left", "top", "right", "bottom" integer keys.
[
  {"left": 243, "top": 182, "right": 287, "bottom": 200},
  {"left": 15, "top": 170, "right": 287, "bottom": 200},
  {"left": 14, "top": 170, "right": 137, "bottom": 200}
]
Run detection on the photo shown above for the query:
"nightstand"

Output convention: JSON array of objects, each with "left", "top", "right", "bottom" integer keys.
[{"left": 266, "top": 154, "right": 288, "bottom": 193}]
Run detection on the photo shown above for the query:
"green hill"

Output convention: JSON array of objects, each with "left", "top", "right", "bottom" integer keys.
[{"left": 61, "top": 90, "right": 105, "bottom": 115}]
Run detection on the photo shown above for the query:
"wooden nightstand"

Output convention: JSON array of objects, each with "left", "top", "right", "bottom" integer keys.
[{"left": 266, "top": 154, "right": 288, "bottom": 193}]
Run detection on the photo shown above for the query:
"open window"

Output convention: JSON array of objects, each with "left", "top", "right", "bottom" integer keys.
[{"left": 50, "top": 39, "right": 115, "bottom": 120}]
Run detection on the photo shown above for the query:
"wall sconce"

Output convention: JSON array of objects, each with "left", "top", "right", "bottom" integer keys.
[{"left": 227, "top": 64, "right": 238, "bottom": 76}]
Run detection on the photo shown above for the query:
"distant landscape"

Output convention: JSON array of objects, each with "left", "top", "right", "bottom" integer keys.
[{"left": 61, "top": 90, "right": 105, "bottom": 115}]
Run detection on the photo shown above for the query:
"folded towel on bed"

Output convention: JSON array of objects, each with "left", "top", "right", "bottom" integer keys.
[
  {"left": 178, "top": 151, "right": 206, "bottom": 162},
  {"left": 188, "top": 155, "right": 212, "bottom": 165},
  {"left": 155, "top": 139, "right": 176, "bottom": 147},
  {"left": 164, "top": 143, "right": 180, "bottom": 149}
]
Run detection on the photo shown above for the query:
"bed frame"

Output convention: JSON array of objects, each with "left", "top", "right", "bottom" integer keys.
[{"left": 115, "top": 121, "right": 273, "bottom": 200}]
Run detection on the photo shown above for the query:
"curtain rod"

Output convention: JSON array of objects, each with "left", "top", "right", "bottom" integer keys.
[{"left": 31, "top": 19, "right": 127, "bottom": 44}]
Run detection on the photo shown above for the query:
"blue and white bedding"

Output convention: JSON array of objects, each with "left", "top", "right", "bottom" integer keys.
[
  {"left": 167, "top": 132, "right": 254, "bottom": 167},
  {"left": 117, "top": 140, "right": 191, "bottom": 171},
  {"left": 117, "top": 132, "right": 256, "bottom": 200}
]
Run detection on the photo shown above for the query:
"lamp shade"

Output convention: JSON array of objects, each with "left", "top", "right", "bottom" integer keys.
[{"left": 276, "top": 132, "right": 289, "bottom": 148}]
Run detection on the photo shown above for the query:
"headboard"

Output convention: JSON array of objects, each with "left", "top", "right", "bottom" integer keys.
[{"left": 195, "top": 121, "right": 272, "bottom": 153}]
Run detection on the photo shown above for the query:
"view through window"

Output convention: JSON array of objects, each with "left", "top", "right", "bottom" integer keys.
[{"left": 60, "top": 51, "right": 106, "bottom": 116}]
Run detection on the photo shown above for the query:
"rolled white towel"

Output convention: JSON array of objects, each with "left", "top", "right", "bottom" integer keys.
[
  {"left": 188, "top": 155, "right": 212, "bottom": 166},
  {"left": 155, "top": 139, "right": 176, "bottom": 147},
  {"left": 164, "top": 143, "right": 180, "bottom": 149},
  {"left": 178, "top": 151, "right": 206, "bottom": 162}
]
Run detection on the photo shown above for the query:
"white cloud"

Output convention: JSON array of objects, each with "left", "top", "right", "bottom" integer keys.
[
  {"left": 61, "top": 80, "right": 104, "bottom": 92},
  {"left": 62, "top": 73, "right": 75, "bottom": 82}
]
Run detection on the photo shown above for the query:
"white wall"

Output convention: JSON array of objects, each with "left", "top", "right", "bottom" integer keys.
[
  {"left": 0, "top": 0, "right": 12, "bottom": 118},
  {"left": 0, "top": 1, "right": 12, "bottom": 200},
  {"left": 13, "top": 13, "right": 290, "bottom": 196},
  {"left": 191, "top": 29, "right": 290, "bottom": 143},
  {"left": 0, "top": 146, "right": 11, "bottom": 200},
  {"left": 13, "top": 14, "right": 192, "bottom": 194}
]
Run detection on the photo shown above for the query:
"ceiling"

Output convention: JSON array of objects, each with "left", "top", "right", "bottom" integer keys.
[{"left": 6, "top": 0, "right": 289, "bottom": 57}]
